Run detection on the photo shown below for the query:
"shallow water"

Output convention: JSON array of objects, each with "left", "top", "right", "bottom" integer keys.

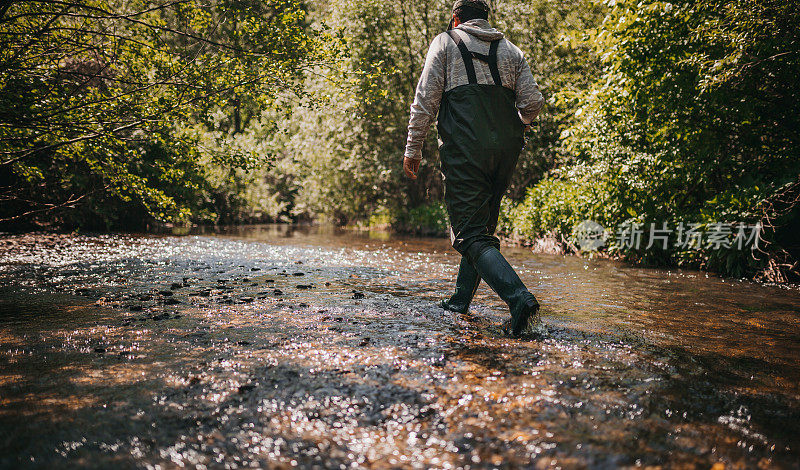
[{"left": 0, "top": 225, "right": 798, "bottom": 469}]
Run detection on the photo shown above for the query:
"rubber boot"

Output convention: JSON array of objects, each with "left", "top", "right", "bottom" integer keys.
[
  {"left": 439, "top": 256, "right": 480, "bottom": 314},
  {"left": 471, "top": 247, "right": 539, "bottom": 337}
]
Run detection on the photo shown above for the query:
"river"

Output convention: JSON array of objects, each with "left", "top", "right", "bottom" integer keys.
[{"left": 1, "top": 225, "right": 799, "bottom": 469}]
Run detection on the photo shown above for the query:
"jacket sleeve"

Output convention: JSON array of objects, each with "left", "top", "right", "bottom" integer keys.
[
  {"left": 514, "top": 50, "right": 544, "bottom": 125},
  {"left": 404, "top": 34, "right": 447, "bottom": 161}
]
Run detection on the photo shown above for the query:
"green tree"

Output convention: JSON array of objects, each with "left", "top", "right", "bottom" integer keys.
[
  {"left": 271, "top": 0, "right": 603, "bottom": 229},
  {"left": 0, "top": 0, "right": 333, "bottom": 229},
  {"left": 506, "top": 0, "right": 800, "bottom": 278},
  {"left": 493, "top": 0, "right": 605, "bottom": 198}
]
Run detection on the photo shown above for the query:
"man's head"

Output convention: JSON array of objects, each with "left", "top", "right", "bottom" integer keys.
[{"left": 452, "top": 0, "right": 490, "bottom": 23}]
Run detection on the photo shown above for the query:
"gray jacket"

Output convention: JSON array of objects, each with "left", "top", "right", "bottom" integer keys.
[{"left": 404, "top": 19, "right": 544, "bottom": 161}]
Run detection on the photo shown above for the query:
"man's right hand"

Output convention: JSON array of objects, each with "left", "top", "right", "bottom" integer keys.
[{"left": 404, "top": 157, "right": 421, "bottom": 180}]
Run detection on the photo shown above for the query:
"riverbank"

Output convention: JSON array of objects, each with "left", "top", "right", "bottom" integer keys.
[
  {"left": 6, "top": 207, "right": 796, "bottom": 287},
  {"left": 1, "top": 227, "right": 799, "bottom": 468}
]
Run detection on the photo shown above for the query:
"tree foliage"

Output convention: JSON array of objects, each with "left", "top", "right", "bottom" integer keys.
[
  {"left": 258, "top": 0, "right": 603, "bottom": 227},
  {"left": 0, "top": 0, "right": 335, "bottom": 228},
  {"left": 2, "top": 0, "right": 795, "bottom": 279},
  {"left": 505, "top": 0, "right": 800, "bottom": 278}
]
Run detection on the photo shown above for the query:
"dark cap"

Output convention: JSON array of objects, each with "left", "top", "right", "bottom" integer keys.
[{"left": 452, "top": 0, "right": 491, "bottom": 13}]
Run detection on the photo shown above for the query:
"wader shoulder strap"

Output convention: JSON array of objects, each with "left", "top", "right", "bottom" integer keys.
[
  {"left": 487, "top": 40, "right": 502, "bottom": 87},
  {"left": 445, "top": 30, "right": 503, "bottom": 87},
  {"left": 446, "top": 30, "right": 477, "bottom": 84}
]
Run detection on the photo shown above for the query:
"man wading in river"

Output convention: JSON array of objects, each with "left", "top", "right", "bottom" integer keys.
[{"left": 403, "top": 0, "right": 544, "bottom": 337}]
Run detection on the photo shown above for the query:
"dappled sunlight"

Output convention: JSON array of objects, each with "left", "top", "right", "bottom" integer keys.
[{"left": 1, "top": 228, "right": 799, "bottom": 467}]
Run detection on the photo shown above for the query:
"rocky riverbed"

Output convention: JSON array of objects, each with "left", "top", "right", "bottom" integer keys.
[{"left": 1, "top": 226, "right": 799, "bottom": 469}]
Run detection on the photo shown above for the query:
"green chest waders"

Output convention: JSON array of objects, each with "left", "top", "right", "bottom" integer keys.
[
  {"left": 438, "top": 31, "right": 538, "bottom": 337},
  {"left": 438, "top": 30, "right": 525, "bottom": 263}
]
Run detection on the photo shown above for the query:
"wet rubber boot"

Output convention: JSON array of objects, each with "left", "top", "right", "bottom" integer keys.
[
  {"left": 439, "top": 256, "right": 480, "bottom": 314},
  {"left": 471, "top": 247, "right": 539, "bottom": 337}
]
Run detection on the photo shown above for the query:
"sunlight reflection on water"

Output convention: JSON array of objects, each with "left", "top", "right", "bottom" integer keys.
[{"left": 1, "top": 225, "right": 799, "bottom": 468}]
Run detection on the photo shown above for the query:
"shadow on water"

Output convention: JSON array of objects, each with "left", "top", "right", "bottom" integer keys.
[{"left": 1, "top": 225, "right": 799, "bottom": 468}]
